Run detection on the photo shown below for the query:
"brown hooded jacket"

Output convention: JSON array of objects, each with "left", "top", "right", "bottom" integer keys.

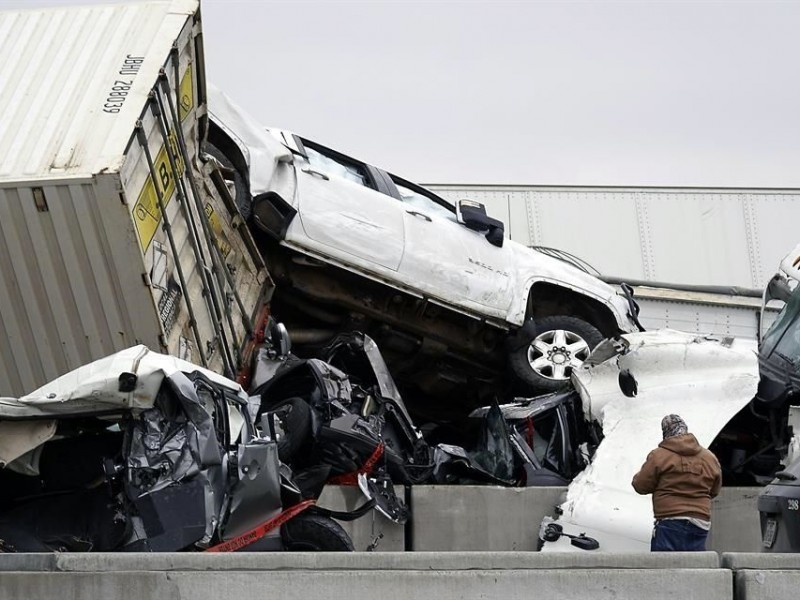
[{"left": 631, "top": 433, "right": 721, "bottom": 520}]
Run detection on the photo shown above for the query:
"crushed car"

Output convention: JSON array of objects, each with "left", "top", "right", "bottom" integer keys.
[
  {"left": 532, "top": 329, "right": 796, "bottom": 552},
  {"left": 205, "top": 87, "right": 643, "bottom": 413},
  {"left": 0, "top": 345, "right": 355, "bottom": 553},
  {"left": 430, "top": 392, "right": 589, "bottom": 488},
  {"left": 249, "top": 327, "right": 433, "bottom": 522},
  {"left": 249, "top": 324, "right": 593, "bottom": 495}
]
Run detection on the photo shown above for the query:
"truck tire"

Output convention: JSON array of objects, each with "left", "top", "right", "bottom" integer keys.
[
  {"left": 508, "top": 316, "right": 603, "bottom": 392},
  {"left": 280, "top": 513, "right": 354, "bottom": 551}
]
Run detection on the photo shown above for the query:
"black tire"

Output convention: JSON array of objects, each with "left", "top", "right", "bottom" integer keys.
[
  {"left": 280, "top": 513, "right": 354, "bottom": 551},
  {"left": 508, "top": 316, "right": 603, "bottom": 393},
  {"left": 205, "top": 142, "right": 251, "bottom": 219},
  {"left": 273, "top": 397, "right": 313, "bottom": 464}
]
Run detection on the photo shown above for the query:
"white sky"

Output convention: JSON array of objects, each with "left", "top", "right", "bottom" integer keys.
[{"left": 4, "top": 0, "right": 800, "bottom": 186}]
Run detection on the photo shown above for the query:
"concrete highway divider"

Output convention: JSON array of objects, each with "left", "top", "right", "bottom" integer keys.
[
  {"left": 0, "top": 552, "right": 728, "bottom": 600},
  {"left": 0, "top": 549, "right": 797, "bottom": 599},
  {"left": 408, "top": 486, "right": 762, "bottom": 552},
  {"left": 722, "top": 553, "right": 800, "bottom": 600},
  {"left": 0, "top": 485, "right": 788, "bottom": 600}
]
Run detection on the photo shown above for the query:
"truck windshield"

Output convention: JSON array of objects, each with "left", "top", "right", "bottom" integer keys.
[{"left": 762, "top": 285, "right": 800, "bottom": 362}]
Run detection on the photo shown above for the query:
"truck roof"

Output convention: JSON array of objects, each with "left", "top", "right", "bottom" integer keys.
[{"left": 0, "top": 0, "right": 198, "bottom": 184}]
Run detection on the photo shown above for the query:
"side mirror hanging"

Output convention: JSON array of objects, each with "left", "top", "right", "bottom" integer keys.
[{"left": 540, "top": 522, "right": 600, "bottom": 551}]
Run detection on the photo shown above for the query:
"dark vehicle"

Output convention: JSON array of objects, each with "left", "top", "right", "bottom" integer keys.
[
  {"left": 755, "top": 264, "right": 800, "bottom": 551},
  {"left": 758, "top": 275, "right": 800, "bottom": 406},
  {"left": 432, "top": 391, "right": 591, "bottom": 487},
  {"left": 0, "top": 346, "right": 352, "bottom": 553},
  {"left": 251, "top": 330, "right": 433, "bottom": 522},
  {"left": 758, "top": 456, "right": 800, "bottom": 552}
]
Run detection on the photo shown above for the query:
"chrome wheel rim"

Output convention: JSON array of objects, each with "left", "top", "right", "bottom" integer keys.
[{"left": 526, "top": 329, "right": 590, "bottom": 380}]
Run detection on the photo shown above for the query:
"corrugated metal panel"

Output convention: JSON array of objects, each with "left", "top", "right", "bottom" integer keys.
[
  {"left": 0, "top": 0, "right": 198, "bottom": 182},
  {"left": 430, "top": 185, "right": 800, "bottom": 289},
  {"left": 0, "top": 0, "right": 269, "bottom": 395},
  {"left": 0, "top": 178, "right": 158, "bottom": 394}
]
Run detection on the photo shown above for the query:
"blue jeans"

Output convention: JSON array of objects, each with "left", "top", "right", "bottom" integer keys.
[{"left": 651, "top": 519, "right": 708, "bottom": 551}]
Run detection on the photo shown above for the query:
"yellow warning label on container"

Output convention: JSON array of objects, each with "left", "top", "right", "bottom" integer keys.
[
  {"left": 133, "top": 132, "right": 185, "bottom": 252},
  {"left": 178, "top": 68, "right": 194, "bottom": 122},
  {"left": 205, "top": 203, "right": 232, "bottom": 259}
]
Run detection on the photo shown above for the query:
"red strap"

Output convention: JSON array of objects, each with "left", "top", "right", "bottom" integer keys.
[
  {"left": 526, "top": 417, "right": 535, "bottom": 449},
  {"left": 204, "top": 499, "right": 315, "bottom": 553},
  {"left": 327, "top": 442, "right": 385, "bottom": 486}
]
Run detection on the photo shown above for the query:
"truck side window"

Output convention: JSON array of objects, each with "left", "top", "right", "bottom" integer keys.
[
  {"left": 303, "top": 143, "right": 373, "bottom": 189},
  {"left": 392, "top": 177, "right": 456, "bottom": 223}
]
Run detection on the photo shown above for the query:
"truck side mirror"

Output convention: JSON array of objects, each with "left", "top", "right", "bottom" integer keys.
[
  {"left": 456, "top": 199, "right": 505, "bottom": 247},
  {"left": 766, "top": 274, "right": 792, "bottom": 304}
]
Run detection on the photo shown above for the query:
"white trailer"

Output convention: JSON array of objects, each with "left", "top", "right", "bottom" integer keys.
[
  {"left": 0, "top": 0, "right": 270, "bottom": 396},
  {"left": 429, "top": 184, "right": 797, "bottom": 338}
]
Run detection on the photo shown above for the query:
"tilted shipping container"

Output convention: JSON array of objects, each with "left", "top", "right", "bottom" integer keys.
[{"left": 0, "top": 0, "right": 271, "bottom": 395}]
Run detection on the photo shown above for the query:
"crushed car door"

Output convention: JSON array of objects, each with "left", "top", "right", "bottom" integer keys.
[
  {"left": 289, "top": 139, "right": 405, "bottom": 271},
  {"left": 389, "top": 175, "right": 513, "bottom": 316}
]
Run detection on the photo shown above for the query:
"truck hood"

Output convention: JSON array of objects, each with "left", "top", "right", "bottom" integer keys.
[
  {"left": 206, "top": 83, "right": 293, "bottom": 194},
  {"left": 541, "top": 329, "right": 758, "bottom": 552}
]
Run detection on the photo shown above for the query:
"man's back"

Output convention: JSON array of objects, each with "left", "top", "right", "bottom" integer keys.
[{"left": 632, "top": 433, "right": 721, "bottom": 520}]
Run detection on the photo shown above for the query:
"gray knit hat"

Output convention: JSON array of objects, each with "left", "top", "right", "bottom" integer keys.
[{"left": 661, "top": 414, "right": 688, "bottom": 439}]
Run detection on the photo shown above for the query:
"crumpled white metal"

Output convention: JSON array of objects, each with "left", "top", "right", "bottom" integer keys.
[
  {"left": 542, "top": 329, "right": 759, "bottom": 552},
  {"left": 0, "top": 345, "right": 246, "bottom": 419}
]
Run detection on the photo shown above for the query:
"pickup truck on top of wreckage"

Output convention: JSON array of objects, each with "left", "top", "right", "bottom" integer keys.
[
  {"left": 1, "top": 0, "right": 794, "bottom": 554},
  {"left": 1, "top": 91, "right": 797, "bottom": 553}
]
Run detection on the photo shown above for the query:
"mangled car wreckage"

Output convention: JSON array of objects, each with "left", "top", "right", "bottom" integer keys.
[
  {"left": 250, "top": 328, "right": 433, "bottom": 522},
  {"left": 1, "top": 324, "right": 794, "bottom": 553},
  {"left": 0, "top": 322, "right": 447, "bottom": 553},
  {"left": 534, "top": 329, "right": 798, "bottom": 551},
  {"left": 205, "top": 88, "right": 643, "bottom": 410},
  {"left": 0, "top": 345, "right": 359, "bottom": 553}
]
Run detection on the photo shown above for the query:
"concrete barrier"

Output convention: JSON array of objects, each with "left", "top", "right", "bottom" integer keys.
[
  {"left": 317, "top": 485, "right": 405, "bottom": 551},
  {"left": 0, "top": 550, "right": 722, "bottom": 571},
  {"left": 410, "top": 485, "right": 564, "bottom": 551},
  {"left": 410, "top": 485, "right": 762, "bottom": 552},
  {"left": 0, "top": 552, "right": 729, "bottom": 600},
  {"left": 722, "top": 553, "right": 800, "bottom": 600}
]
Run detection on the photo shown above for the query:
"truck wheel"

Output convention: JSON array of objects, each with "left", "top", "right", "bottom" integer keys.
[
  {"left": 508, "top": 316, "right": 603, "bottom": 392},
  {"left": 280, "top": 513, "right": 354, "bottom": 551}
]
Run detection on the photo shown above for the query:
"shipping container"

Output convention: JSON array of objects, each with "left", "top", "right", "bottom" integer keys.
[{"left": 0, "top": 0, "right": 271, "bottom": 395}]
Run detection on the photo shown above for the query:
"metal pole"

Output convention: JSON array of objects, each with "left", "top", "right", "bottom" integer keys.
[
  {"left": 152, "top": 81, "right": 235, "bottom": 378},
  {"left": 135, "top": 114, "right": 207, "bottom": 367},
  {"left": 160, "top": 67, "right": 254, "bottom": 347}
]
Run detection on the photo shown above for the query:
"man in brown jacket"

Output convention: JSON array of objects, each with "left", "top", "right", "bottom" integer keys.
[{"left": 632, "top": 414, "right": 722, "bottom": 551}]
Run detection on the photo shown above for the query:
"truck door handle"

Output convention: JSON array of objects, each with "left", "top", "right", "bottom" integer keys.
[
  {"left": 301, "top": 167, "right": 329, "bottom": 181},
  {"left": 406, "top": 210, "right": 431, "bottom": 222}
]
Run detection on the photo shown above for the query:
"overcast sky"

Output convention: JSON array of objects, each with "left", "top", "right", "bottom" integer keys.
[{"left": 4, "top": 0, "right": 800, "bottom": 187}]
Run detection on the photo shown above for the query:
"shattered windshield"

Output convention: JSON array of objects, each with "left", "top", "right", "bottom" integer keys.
[{"left": 762, "top": 284, "right": 800, "bottom": 362}]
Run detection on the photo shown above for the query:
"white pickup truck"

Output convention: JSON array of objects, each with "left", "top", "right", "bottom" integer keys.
[{"left": 207, "top": 89, "right": 641, "bottom": 402}]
